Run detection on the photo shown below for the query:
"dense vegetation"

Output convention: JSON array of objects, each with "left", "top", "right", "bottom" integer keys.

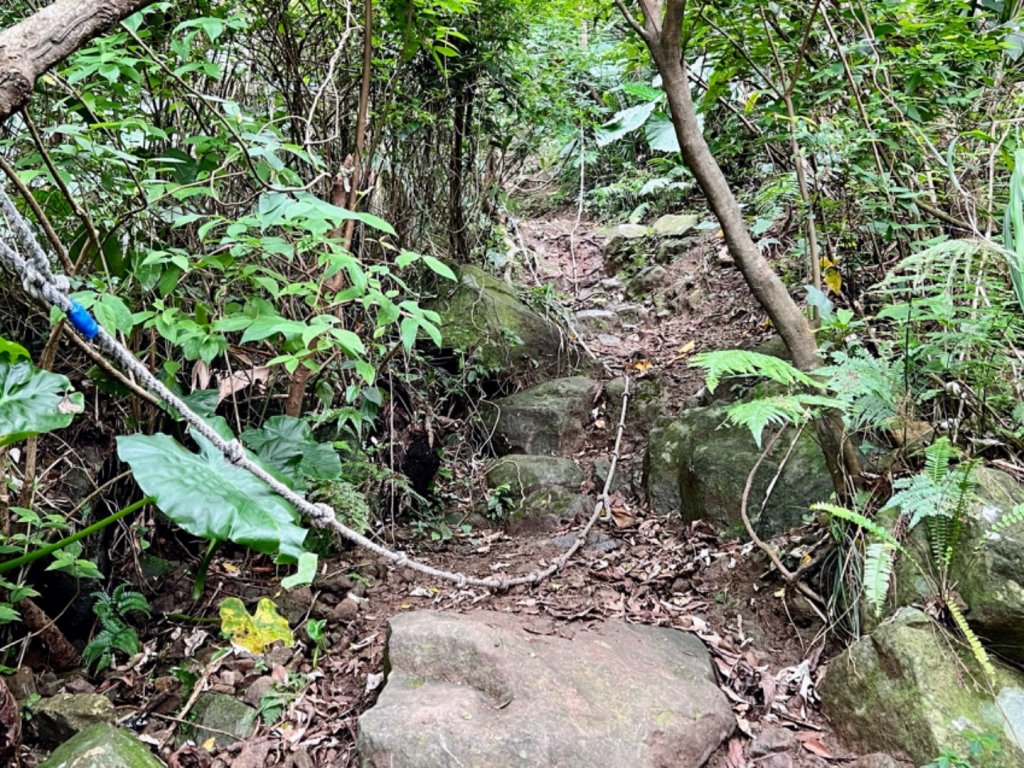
[{"left": 0, "top": 0, "right": 1023, "bottom": 765}]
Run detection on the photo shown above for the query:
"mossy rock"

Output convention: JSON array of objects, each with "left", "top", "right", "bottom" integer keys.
[
  {"left": 819, "top": 608, "right": 1024, "bottom": 766},
  {"left": 429, "top": 266, "right": 577, "bottom": 376},
  {"left": 644, "top": 404, "right": 831, "bottom": 536},
  {"left": 485, "top": 455, "right": 583, "bottom": 496},
  {"left": 482, "top": 377, "right": 598, "bottom": 456},
  {"left": 39, "top": 723, "right": 165, "bottom": 768}
]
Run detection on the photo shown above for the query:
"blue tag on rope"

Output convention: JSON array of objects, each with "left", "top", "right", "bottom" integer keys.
[{"left": 66, "top": 302, "right": 99, "bottom": 340}]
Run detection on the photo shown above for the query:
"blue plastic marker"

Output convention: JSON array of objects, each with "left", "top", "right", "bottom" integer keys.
[{"left": 66, "top": 301, "right": 100, "bottom": 340}]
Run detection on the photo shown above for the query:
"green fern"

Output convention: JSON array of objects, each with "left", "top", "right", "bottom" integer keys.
[
  {"left": 690, "top": 349, "right": 820, "bottom": 395},
  {"left": 947, "top": 600, "right": 997, "bottom": 683},
  {"left": 724, "top": 394, "right": 844, "bottom": 447},
  {"left": 83, "top": 585, "right": 150, "bottom": 671},
  {"left": 813, "top": 503, "right": 906, "bottom": 617},
  {"left": 819, "top": 351, "right": 903, "bottom": 432},
  {"left": 993, "top": 504, "right": 1024, "bottom": 534},
  {"left": 862, "top": 542, "right": 897, "bottom": 617}
]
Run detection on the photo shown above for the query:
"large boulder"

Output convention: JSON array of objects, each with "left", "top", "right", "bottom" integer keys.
[
  {"left": 39, "top": 723, "right": 165, "bottom": 768},
  {"left": 483, "top": 377, "right": 598, "bottom": 456},
  {"left": 431, "top": 265, "right": 577, "bottom": 375},
  {"left": 358, "top": 611, "right": 733, "bottom": 768},
  {"left": 644, "top": 405, "right": 832, "bottom": 536},
  {"left": 893, "top": 467, "right": 1024, "bottom": 665},
  {"left": 819, "top": 608, "right": 1024, "bottom": 766}
]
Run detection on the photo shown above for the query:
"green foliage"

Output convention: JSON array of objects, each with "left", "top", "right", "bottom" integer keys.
[
  {"left": 993, "top": 504, "right": 1024, "bottom": 534},
  {"left": 0, "top": 360, "right": 84, "bottom": 448},
  {"left": 485, "top": 482, "right": 515, "bottom": 522},
  {"left": 690, "top": 350, "right": 818, "bottom": 394},
  {"left": 83, "top": 585, "right": 151, "bottom": 671},
  {"left": 117, "top": 429, "right": 308, "bottom": 563}
]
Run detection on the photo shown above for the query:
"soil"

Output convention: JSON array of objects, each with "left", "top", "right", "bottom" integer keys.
[{"left": 10, "top": 200, "right": 907, "bottom": 768}]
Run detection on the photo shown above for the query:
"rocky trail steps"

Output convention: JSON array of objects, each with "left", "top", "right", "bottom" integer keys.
[{"left": 30, "top": 207, "right": 1024, "bottom": 768}]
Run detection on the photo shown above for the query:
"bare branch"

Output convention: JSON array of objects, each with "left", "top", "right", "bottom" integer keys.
[
  {"left": 612, "top": 0, "right": 649, "bottom": 41},
  {"left": 0, "top": 0, "right": 156, "bottom": 124}
]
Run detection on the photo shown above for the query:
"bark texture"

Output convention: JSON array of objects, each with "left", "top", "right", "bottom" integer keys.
[{"left": 0, "top": 0, "right": 155, "bottom": 124}]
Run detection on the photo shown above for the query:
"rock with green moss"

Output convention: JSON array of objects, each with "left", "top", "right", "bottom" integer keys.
[
  {"left": 358, "top": 610, "right": 733, "bottom": 768},
  {"left": 485, "top": 455, "right": 583, "bottom": 496},
  {"left": 605, "top": 375, "right": 662, "bottom": 437},
  {"left": 644, "top": 404, "right": 832, "bottom": 536},
  {"left": 429, "top": 265, "right": 576, "bottom": 376},
  {"left": 39, "top": 723, "right": 164, "bottom": 768},
  {"left": 177, "top": 692, "right": 256, "bottom": 749},
  {"left": 892, "top": 466, "right": 1024, "bottom": 665},
  {"left": 34, "top": 693, "right": 116, "bottom": 748},
  {"left": 819, "top": 607, "right": 1024, "bottom": 766},
  {"left": 482, "top": 377, "right": 598, "bottom": 456}
]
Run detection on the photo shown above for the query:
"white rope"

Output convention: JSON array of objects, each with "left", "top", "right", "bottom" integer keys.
[{"left": 0, "top": 184, "right": 630, "bottom": 591}]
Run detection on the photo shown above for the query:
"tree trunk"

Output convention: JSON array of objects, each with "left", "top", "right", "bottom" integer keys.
[
  {"left": 0, "top": 0, "right": 157, "bottom": 124},
  {"left": 616, "top": 0, "right": 860, "bottom": 488}
]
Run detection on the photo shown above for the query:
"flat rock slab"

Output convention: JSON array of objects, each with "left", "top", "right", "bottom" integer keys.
[{"left": 358, "top": 611, "right": 733, "bottom": 768}]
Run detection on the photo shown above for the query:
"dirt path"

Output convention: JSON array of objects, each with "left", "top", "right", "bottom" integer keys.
[{"left": 50, "top": 209, "right": 874, "bottom": 768}]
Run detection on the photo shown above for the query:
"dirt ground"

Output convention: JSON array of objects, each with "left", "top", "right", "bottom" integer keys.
[{"left": 14, "top": 203, "right": 904, "bottom": 768}]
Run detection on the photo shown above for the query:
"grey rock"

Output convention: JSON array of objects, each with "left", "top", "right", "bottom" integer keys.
[
  {"left": 574, "top": 309, "right": 620, "bottom": 336},
  {"left": 549, "top": 530, "right": 619, "bottom": 553},
  {"left": 611, "top": 303, "right": 646, "bottom": 325},
  {"left": 430, "top": 266, "right": 577, "bottom": 376},
  {"left": 851, "top": 755, "right": 908, "bottom": 768},
  {"left": 485, "top": 455, "right": 584, "bottom": 496},
  {"left": 819, "top": 608, "right": 1024, "bottom": 767},
  {"left": 605, "top": 376, "right": 662, "bottom": 437},
  {"left": 750, "top": 727, "right": 798, "bottom": 757},
  {"left": 514, "top": 490, "right": 593, "bottom": 530},
  {"left": 592, "top": 456, "right": 623, "bottom": 493},
  {"left": 179, "top": 692, "right": 257, "bottom": 749},
  {"left": 358, "top": 611, "right": 733, "bottom": 768},
  {"left": 483, "top": 377, "right": 597, "bottom": 456},
  {"left": 34, "top": 693, "right": 116, "bottom": 748},
  {"left": 656, "top": 237, "right": 696, "bottom": 263},
  {"left": 644, "top": 404, "right": 832, "bottom": 536},
  {"left": 626, "top": 265, "right": 669, "bottom": 299},
  {"left": 39, "top": 723, "right": 164, "bottom": 768},
  {"left": 651, "top": 213, "right": 700, "bottom": 237},
  {"left": 243, "top": 676, "right": 276, "bottom": 708}
]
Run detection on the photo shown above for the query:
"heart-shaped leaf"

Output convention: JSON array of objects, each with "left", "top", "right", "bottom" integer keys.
[
  {"left": 0, "top": 361, "right": 84, "bottom": 447},
  {"left": 117, "top": 431, "right": 308, "bottom": 561},
  {"left": 241, "top": 415, "right": 341, "bottom": 489}
]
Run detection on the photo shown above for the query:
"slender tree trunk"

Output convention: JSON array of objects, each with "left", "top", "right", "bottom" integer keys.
[
  {"left": 0, "top": 0, "right": 157, "bottom": 124},
  {"left": 615, "top": 0, "right": 860, "bottom": 488}
]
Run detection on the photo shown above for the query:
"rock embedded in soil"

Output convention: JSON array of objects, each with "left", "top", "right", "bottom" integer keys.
[
  {"left": 819, "top": 607, "right": 1024, "bottom": 766},
  {"left": 625, "top": 265, "right": 669, "bottom": 299},
  {"left": 605, "top": 374, "right": 662, "bottom": 436},
  {"left": 429, "top": 265, "right": 576, "bottom": 376},
  {"left": 177, "top": 692, "right": 257, "bottom": 749},
  {"left": 358, "top": 610, "right": 733, "bottom": 768},
  {"left": 39, "top": 723, "right": 164, "bottom": 768},
  {"left": 651, "top": 213, "right": 700, "bottom": 238},
  {"left": 485, "top": 454, "right": 583, "bottom": 496},
  {"left": 482, "top": 376, "right": 598, "bottom": 456},
  {"left": 574, "top": 308, "right": 620, "bottom": 336},
  {"left": 644, "top": 404, "right": 832, "bottom": 536},
  {"left": 33, "top": 693, "right": 116, "bottom": 748}
]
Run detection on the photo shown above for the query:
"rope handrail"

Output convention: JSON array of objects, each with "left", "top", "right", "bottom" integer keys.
[{"left": 0, "top": 183, "right": 631, "bottom": 591}]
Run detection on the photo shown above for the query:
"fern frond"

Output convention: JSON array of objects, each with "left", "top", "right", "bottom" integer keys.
[
  {"left": 111, "top": 586, "right": 150, "bottom": 617},
  {"left": 863, "top": 542, "right": 897, "bottom": 617},
  {"left": 725, "top": 394, "right": 844, "bottom": 447},
  {"left": 993, "top": 503, "right": 1024, "bottom": 533},
  {"left": 690, "top": 349, "right": 819, "bottom": 394},
  {"left": 923, "top": 437, "right": 958, "bottom": 484},
  {"left": 819, "top": 351, "right": 903, "bottom": 432},
  {"left": 947, "top": 600, "right": 997, "bottom": 683},
  {"left": 813, "top": 502, "right": 907, "bottom": 552}
]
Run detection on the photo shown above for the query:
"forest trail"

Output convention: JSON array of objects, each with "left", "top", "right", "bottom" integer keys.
[{"left": 299, "top": 207, "right": 863, "bottom": 767}]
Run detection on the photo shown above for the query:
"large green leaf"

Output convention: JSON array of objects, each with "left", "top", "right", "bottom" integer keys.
[
  {"left": 0, "top": 361, "right": 84, "bottom": 448},
  {"left": 241, "top": 415, "right": 341, "bottom": 488},
  {"left": 596, "top": 101, "right": 657, "bottom": 147},
  {"left": 117, "top": 431, "right": 308, "bottom": 561},
  {"left": 645, "top": 113, "right": 681, "bottom": 152}
]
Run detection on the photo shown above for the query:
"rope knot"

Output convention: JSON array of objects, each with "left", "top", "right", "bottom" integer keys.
[
  {"left": 224, "top": 440, "right": 246, "bottom": 464},
  {"left": 312, "top": 503, "right": 334, "bottom": 521},
  {"left": 393, "top": 553, "right": 409, "bottom": 567},
  {"left": 455, "top": 573, "right": 468, "bottom": 589}
]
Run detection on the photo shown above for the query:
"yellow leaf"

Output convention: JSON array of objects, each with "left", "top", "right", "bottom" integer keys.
[
  {"left": 219, "top": 597, "right": 295, "bottom": 654},
  {"left": 679, "top": 340, "right": 696, "bottom": 356},
  {"left": 824, "top": 268, "right": 842, "bottom": 295},
  {"left": 221, "top": 562, "right": 240, "bottom": 574},
  {"left": 630, "top": 360, "right": 653, "bottom": 374},
  {"left": 745, "top": 92, "right": 760, "bottom": 113}
]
